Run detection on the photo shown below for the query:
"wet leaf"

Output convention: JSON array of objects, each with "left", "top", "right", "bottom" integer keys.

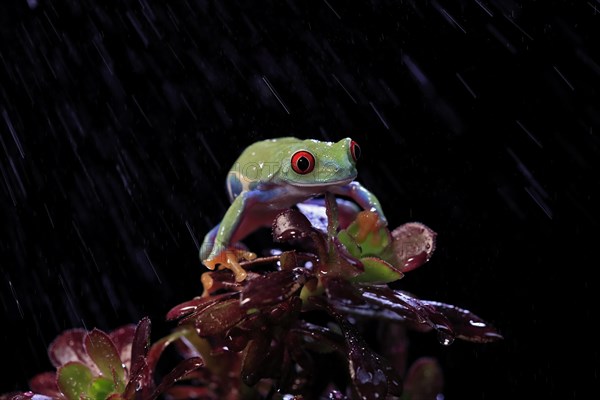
[
  {"left": 130, "top": 317, "right": 151, "bottom": 374},
  {"left": 195, "top": 297, "right": 246, "bottom": 337},
  {"left": 402, "top": 357, "right": 443, "bottom": 400},
  {"left": 150, "top": 357, "right": 204, "bottom": 400},
  {"left": 88, "top": 376, "right": 115, "bottom": 400},
  {"left": 350, "top": 257, "right": 404, "bottom": 284},
  {"left": 290, "top": 321, "right": 345, "bottom": 354},
  {"left": 240, "top": 334, "right": 271, "bottom": 386},
  {"left": 240, "top": 269, "right": 306, "bottom": 308},
  {"left": 420, "top": 300, "right": 503, "bottom": 343},
  {"left": 122, "top": 358, "right": 153, "bottom": 400},
  {"left": 166, "top": 292, "right": 238, "bottom": 322},
  {"left": 337, "top": 229, "right": 361, "bottom": 258},
  {"left": 272, "top": 209, "right": 314, "bottom": 242},
  {"left": 321, "top": 237, "right": 364, "bottom": 279},
  {"left": 28, "top": 372, "right": 60, "bottom": 398},
  {"left": 84, "top": 329, "right": 126, "bottom": 388},
  {"left": 48, "top": 329, "right": 97, "bottom": 372},
  {"left": 387, "top": 222, "right": 436, "bottom": 272},
  {"left": 109, "top": 324, "right": 136, "bottom": 374},
  {"left": 360, "top": 286, "right": 455, "bottom": 340},
  {"left": 56, "top": 362, "right": 93, "bottom": 400},
  {"left": 333, "top": 310, "right": 390, "bottom": 399}
]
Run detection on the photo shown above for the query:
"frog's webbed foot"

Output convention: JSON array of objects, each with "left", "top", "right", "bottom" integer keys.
[{"left": 202, "top": 247, "right": 257, "bottom": 282}]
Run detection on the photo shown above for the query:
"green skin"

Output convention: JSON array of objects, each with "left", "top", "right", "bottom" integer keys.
[{"left": 200, "top": 137, "right": 387, "bottom": 263}]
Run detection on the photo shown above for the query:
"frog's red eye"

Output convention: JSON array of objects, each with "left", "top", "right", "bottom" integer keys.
[
  {"left": 350, "top": 140, "right": 361, "bottom": 161},
  {"left": 291, "top": 150, "right": 315, "bottom": 174}
]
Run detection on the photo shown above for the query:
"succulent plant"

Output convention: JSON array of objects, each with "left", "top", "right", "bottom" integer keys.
[{"left": 3, "top": 195, "right": 501, "bottom": 399}]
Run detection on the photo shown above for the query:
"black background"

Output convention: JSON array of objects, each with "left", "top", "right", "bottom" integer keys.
[{"left": 1, "top": 0, "right": 598, "bottom": 398}]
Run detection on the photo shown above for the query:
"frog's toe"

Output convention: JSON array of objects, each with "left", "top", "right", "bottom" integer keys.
[{"left": 202, "top": 248, "right": 256, "bottom": 282}]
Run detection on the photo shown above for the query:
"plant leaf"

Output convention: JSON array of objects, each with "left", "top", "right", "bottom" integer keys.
[
  {"left": 419, "top": 300, "right": 503, "bottom": 343},
  {"left": 194, "top": 297, "right": 246, "bottom": 337},
  {"left": 149, "top": 357, "right": 204, "bottom": 400},
  {"left": 360, "top": 286, "right": 455, "bottom": 340},
  {"left": 130, "top": 317, "right": 151, "bottom": 373},
  {"left": 240, "top": 269, "right": 306, "bottom": 308},
  {"left": 28, "top": 372, "right": 60, "bottom": 398},
  {"left": 350, "top": 257, "right": 403, "bottom": 284},
  {"left": 122, "top": 358, "right": 154, "bottom": 400},
  {"left": 328, "top": 306, "right": 392, "bottom": 399},
  {"left": 240, "top": 334, "right": 271, "bottom": 386},
  {"left": 48, "top": 329, "right": 97, "bottom": 372},
  {"left": 166, "top": 292, "right": 238, "bottom": 322},
  {"left": 387, "top": 222, "right": 436, "bottom": 272},
  {"left": 402, "top": 357, "right": 444, "bottom": 400},
  {"left": 84, "top": 329, "right": 126, "bottom": 388},
  {"left": 109, "top": 324, "right": 137, "bottom": 375},
  {"left": 343, "top": 211, "right": 391, "bottom": 256},
  {"left": 56, "top": 361, "right": 93, "bottom": 400},
  {"left": 88, "top": 376, "right": 116, "bottom": 400}
]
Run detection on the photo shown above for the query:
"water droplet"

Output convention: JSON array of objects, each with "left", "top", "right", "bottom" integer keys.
[
  {"left": 437, "top": 331, "right": 455, "bottom": 346},
  {"left": 469, "top": 319, "right": 486, "bottom": 327}
]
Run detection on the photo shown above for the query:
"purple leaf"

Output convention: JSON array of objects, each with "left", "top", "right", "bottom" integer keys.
[
  {"left": 319, "top": 237, "right": 364, "bottom": 279},
  {"left": 194, "top": 297, "right": 246, "bottom": 337},
  {"left": 149, "top": 357, "right": 204, "bottom": 400},
  {"left": 290, "top": 321, "right": 345, "bottom": 354},
  {"left": 48, "top": 329, "right": 97, "bottom": 372},
  {"left": 130, "top": 317, "right": 151, "bottom": 375},
  {"left": 240, "top": 334, "right": 271, "bottom": 386},
  {"left": 28, "top": 372, "right": 60, "bottom": 398},
  {"left": 272, "top": 209, "right": 315, "bottom": 242},
  {"left": 109, "top": 324, "right": 137, "bottom": 374},
  {"left": 240, "top": 269, "right": 306, "bottom": 308},
  {"left": 388, "top": 222, "right": 436, "bottom": 272},
  {"left": 84, "top": 329, "right": 126, "bottom": 386},
  {"left": 360, "top": 286, "right": 456, "bottom": 342},
  {"left": 166, "top": 292, "right": 238, "bottom": 322},
  {"left": 419, "top": 300, "right": 503, "bottom": 343},
  {"left": 324, "top": 278, "right": 406, "bottom": 320},
  {"left": 330, "top": 308, "right": 392, "bottom": 399},
  {"left": 403, "top": 357, "right": 444, "bottom": 400},
  {"left": 122, "top": 358, "right": 154, "bottom": 400}
]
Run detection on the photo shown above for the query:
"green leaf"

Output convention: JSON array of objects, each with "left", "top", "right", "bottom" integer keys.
[
  {"left": 84, "top": 329, "right": 126, "bottom": 390},
  {"left": 57, "top": 361, "right": 93, "bottom": 400},
  {"left": 89, "top": 376, "right": 117, "bottom": 400},
  {"left": 350, "top": 257, "right": 404, "bottom": 284},
  {"left": 337, "top": 230, "right": 361, "bottom": 258}
]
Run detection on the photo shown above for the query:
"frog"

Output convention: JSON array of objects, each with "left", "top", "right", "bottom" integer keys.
[{"left": 200, "top": 137, "right": 387, "bottom": 282}]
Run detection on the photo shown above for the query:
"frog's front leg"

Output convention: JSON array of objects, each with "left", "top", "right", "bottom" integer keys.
[
  {"left": 329, "top": 181, "right": 387, "bottom": 225},
  {"left": 201, "top": 190, "right": 265, "bottom": 282}
]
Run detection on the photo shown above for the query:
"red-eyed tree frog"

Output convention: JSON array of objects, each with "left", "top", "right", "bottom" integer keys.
[{"left": 201, "top": 137, "right": 387, "bottom": 281}]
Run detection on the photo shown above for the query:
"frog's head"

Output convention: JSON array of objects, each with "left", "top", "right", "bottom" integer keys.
[{"left": 281, "top": 137, "right": 361, "bottom": 187}]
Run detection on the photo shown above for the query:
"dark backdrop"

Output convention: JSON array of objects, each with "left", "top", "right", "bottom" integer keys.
[{"left": 1, "top": 1, "right": 598, "bottom": 398}]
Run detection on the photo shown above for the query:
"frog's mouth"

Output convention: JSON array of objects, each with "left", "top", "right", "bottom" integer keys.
[{"left": 290, "top": 176, "right": 356, "bottom": 188}]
